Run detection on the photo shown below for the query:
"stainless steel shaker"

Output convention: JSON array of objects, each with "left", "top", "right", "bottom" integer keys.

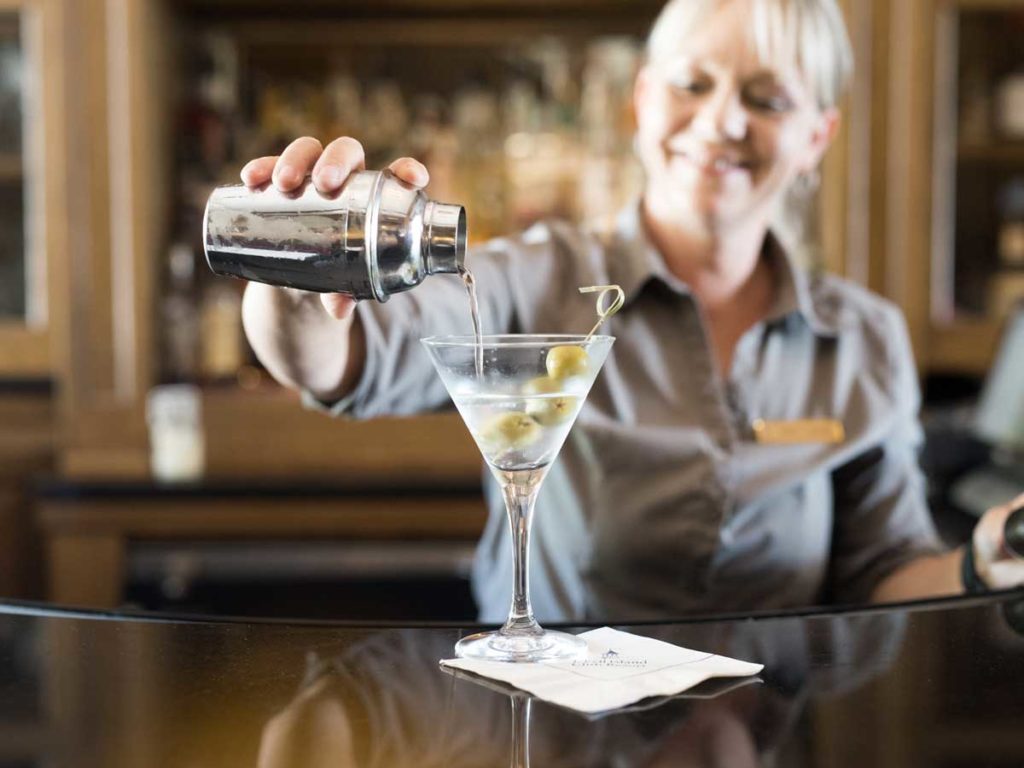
[{"left": 203, "top": 169, "right": 466, "bottom": 301}]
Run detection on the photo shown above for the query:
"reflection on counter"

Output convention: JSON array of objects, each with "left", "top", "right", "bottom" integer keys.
[{"left": 4, "top": 592, "right": 1024, "bottom": 767}]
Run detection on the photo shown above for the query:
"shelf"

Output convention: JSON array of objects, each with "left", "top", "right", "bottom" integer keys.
[
  {"left": 927, "top": 317, "right": 1003, "bottom": 375},
  {"left": 958, "top": 142, "right": 1024, "bottom": 164}
]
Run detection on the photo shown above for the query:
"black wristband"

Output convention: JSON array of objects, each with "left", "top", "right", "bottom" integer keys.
[{"left": 961, "top": 542, "right": 988, "bottom": 594}]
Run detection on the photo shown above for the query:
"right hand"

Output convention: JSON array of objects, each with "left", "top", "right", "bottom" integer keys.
[{"left": 240, "top": 136, "right": 430, "bottom": 320}]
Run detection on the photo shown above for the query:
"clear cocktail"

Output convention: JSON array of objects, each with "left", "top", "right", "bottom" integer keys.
[{"left": 422, "top": 334, "right": 614, "bottom": 662}]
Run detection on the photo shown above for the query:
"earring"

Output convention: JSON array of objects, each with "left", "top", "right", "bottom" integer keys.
[{"left": 796, "top": 169, "right": 821, "bottom": 195}]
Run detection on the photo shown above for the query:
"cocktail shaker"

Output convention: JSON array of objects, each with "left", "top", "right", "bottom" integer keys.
[{"left": 203, "top": 169, "right": 466, "bottom": 301}]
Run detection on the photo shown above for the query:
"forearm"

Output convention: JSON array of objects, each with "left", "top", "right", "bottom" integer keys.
[
  {"left": 242, "top": 282, "right": 366, "bottom": 401},
  {"left": 870, "top": 549, "right": 963, "bottom": 604}
]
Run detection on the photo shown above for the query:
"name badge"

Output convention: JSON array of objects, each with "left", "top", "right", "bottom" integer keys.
[{"left": 751, "top": 418, "right": 845, "bottom": 445}]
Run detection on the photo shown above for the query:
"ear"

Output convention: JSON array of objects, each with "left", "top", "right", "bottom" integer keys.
[
  {"left": 802, "top": 107, "right": 841, "bottom": 171},
  {"left": 633, "top": 65, "right": 655, "bottom": 124}
]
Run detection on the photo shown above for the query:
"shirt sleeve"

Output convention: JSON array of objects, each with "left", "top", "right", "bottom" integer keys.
[
  {"left": 301, "top": 237, "right": 520, "bottom": 419},
  {"left": 827, "top": 307, "right": 945, "bottom": 604}
]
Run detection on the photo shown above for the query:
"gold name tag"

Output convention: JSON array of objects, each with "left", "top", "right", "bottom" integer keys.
[{"left": 751, "top": 418, "right": 845, "bottom": 445}]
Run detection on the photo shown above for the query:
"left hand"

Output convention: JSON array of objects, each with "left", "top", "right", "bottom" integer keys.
[{"left": 973, "top": 493, "right": 1024, "bottom": 590}]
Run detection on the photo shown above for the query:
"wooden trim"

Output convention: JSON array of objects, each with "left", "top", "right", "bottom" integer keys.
[
  {"left": 929, "top": 4, "right": 960, "bottom": 325},
  {"left": 884, "top": 0, "right": 937, "bottom": 365},
  {"left": 867, "top": 0, "right": 890, "bottom": 296},
  {"left": 219, "top": 16, "right": 654, "bottom": 45},
  {"left": 0, "top": 0, "right": 54, "bottom": 376},
  {"left": 20, "top": 0, "right": 48, "bottom": 329},
  {"left": 39, "top": 495, "right": 486, "bottom": 539},
  {"left": 0, "top": 325, "right": 49, "bottom": 376}
]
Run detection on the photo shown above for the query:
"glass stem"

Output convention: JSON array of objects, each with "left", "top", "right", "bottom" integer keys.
[
  {"left": 501, "top": 472, "right": 543, "bottom": 634},
  {"left": 509, "top": 695, "right": 532, "bottom": 768}
]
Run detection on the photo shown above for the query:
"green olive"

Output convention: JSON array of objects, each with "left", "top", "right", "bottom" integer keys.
[
  {"left": 545, "top": 345, "right": 589, "bottom": 382},
  {"left": 522, "top": 376, "right": 577, "bottom": 425},
  {"left": 480, "top": 412, "right": 541, "bottom": 451},
  {"left": 526, "top": 394, "right": 578, "bottom": 426},
  {"left": 523, "top": 375, "right": 560, "bottom": 396}
]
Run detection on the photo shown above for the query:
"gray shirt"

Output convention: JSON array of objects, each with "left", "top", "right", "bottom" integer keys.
[{"left": 306, "top": 203, "right": 943, "bottom": 622}]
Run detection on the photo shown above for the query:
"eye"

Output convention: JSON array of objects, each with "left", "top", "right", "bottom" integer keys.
[
  {"left": 665, "top": 71, "right": 713, "bottom": 96},
  {"left": 743, "top": 82, "right": 795, "bottom": 113}
]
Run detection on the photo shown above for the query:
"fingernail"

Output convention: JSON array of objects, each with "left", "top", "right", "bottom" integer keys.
[
  {"left": 277, "top": 164, "right": 299, "bottom": 186},
  {"left": 320, "top": 167, "right": 343, "bottom": 188}
]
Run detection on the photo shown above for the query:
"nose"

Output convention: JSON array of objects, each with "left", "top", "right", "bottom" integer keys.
[{"left": 691, "top": 85, "right": 748, "bottom": 141}]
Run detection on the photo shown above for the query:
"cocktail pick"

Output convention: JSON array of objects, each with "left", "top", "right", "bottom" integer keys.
[{"left": 579, "top": 285, "right": 625, "bottom": 340}]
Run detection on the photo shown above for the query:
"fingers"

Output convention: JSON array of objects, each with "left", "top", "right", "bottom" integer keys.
[
  {"left": 273, "top": 136, "right": 325, "bottom": 192},
  {"left": 984, "top": 560, "right": 1024, "bottom": 590},
  {"left": 243, "top": 138, "right": 423, "bottom": 197},
  {"left": 241, "top": 156, "right": 278, "bottom": 187},
  {"left": 975, "top": 502, "right": 1014, "bottom": 564},
  {"left": 387, "top": 156, "right": 430, "bottom": 188},
  {"left": 312, "top": 137, "right": 367, "bottom": 194},
  {"left": 320, "top": 293, "right": 357, "bottom": 320}
]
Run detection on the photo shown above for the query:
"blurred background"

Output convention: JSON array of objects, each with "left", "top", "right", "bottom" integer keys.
[{"left": 1, "top": 0, "right": 1023, "bottom": 626}]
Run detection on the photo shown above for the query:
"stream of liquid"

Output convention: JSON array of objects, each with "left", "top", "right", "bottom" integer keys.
[{"left": 459, "top": 264, "right": 484, "bottom": 378}]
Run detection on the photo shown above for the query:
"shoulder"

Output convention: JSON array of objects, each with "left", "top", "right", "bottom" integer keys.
[
  {"left": 811, "top": 273, "right": 912, "bottom": 358},
  {"left": 809, "top": 273, "right": 919, "bottom": 409},
  {"left": 469, "top": 218, "right": 609, "bottom": 285}
]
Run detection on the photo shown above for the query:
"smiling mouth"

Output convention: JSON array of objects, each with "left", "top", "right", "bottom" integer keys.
[{"left": 670, "top": 150, "right": 751, "bottom": 176}]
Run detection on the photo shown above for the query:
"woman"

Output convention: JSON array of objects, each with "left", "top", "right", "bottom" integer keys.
[{"left": 239, "top": 0, "right": 1024, "bottom": 621}]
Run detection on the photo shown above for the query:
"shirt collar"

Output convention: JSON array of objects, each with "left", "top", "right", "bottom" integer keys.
[{"left": 603, "top": 201, "right": 843, "bottom": 338}]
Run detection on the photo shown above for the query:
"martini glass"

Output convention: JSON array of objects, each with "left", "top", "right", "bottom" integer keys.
[{"left": 422, "top": 334, "right": 614, "bottom": 662}]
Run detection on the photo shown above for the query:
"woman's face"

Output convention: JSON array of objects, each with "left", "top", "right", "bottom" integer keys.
[{"left": 634, "top": 0, "right": 839, "bottom": 233}]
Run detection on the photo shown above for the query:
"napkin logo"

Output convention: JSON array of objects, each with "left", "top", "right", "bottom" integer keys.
[{"left": 570, "top": 647, "right": 648, "bottom": 669}]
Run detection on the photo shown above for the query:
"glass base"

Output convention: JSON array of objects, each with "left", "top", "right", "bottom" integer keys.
[{"left": 456, "top": 628, "right": 586, "bottom": 662}]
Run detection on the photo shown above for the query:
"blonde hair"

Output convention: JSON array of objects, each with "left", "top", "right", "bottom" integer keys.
[
  {"left": 645, "top": 0, "right": 853, "bottom": 266},
  {"left": 646, "top": 0, "right": 853, "bottom": 110}
]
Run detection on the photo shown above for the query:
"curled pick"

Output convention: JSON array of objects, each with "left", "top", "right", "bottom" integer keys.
[{"left": 579, "top": 284, "right": 625, "bottom": 340}]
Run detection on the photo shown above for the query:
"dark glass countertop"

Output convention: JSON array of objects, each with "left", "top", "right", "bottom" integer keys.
[{"left": 2, "top": 591, "right": 1024, "bottom": 767}]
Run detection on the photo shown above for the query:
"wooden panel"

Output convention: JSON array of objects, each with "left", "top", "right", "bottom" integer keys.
[
  {"left": 0, "top": 325, "right": 49, "bottom": 376},
  {"left": 0, "top": 0, "right": 53, "bottom": 376},
  {"left": 927, "top": 319, "right": 1002, "bottom": 374},
  {"left": 38, "top": 495, "right": 486, "bottom": 540},
  {"left": 0, "top": 390, "right": 54, "bottom": 598},
  {"left": 884, "top": 0, "right": 937, "bottom": 365},
  {"left": 46, "top": 532, "right": 125, "bottom": 607},
  {"left": 201, "top": 389, "right": 480, "bottom": 481}
]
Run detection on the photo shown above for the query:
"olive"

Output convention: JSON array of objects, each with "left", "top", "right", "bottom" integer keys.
[
  {"left": 523, "top": 376, "right": 578, "bottom": 426},
  {"left": 545, "top": 345, "right": 589, "bottom": 381},
  {"left": 480, "top": 412, "right": 542, "bottom": 451}
]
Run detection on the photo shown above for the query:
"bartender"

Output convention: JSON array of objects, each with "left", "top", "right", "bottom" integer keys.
[{"left": 237, "top": 0, "right": 1024, "bottom": 621}]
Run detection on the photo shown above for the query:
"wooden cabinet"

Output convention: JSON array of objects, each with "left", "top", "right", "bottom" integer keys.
[
  {"left": 0, "top": 0, "right": 63, "bottom": 378},
  {"left": 881, "top": 0, "right": 1024, "bottom": 376},
  {"left": 19, "top": 0, "right": 1021, "bottom": 477}
]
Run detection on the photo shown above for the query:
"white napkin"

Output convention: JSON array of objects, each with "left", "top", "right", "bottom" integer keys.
[{"left": 441, "top": 627, "right": 763, "bottom": 714}]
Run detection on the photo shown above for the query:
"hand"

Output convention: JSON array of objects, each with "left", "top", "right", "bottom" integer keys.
[
  {"left": 257, "top": 675, "right": 357, "bottom": 768},
  {"left": 973, "top": 493, "right": 1024, "bottom": 590},
  {"left": 239, "top": 136, "right": 430, "bottom": 319}
]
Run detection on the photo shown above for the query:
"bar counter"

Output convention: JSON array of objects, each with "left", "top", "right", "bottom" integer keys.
[{"left": 1, "top": 590, "right": 1023, "bottom": 766}]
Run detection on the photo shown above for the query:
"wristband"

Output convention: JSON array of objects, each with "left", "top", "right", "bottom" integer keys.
[{"left": 961, "top": 542, "right": 988, "bottom": 594}]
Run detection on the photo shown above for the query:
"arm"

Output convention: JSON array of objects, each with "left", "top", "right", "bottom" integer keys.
[
  {"left": 241, "top": 283, "right": 366, "bottom": 402},
  {"left": 870, "top": 549, "right": 962, "bottom": 603},
  {"left": 237, "top": 135, "right": 429, "bottom": 402},
  {"left": 828, "top": 308, "right": 947, "bottom": 604},
  {"left": 830, "top": 304, "right": 1024, "bottom": 603},
  {"left": 873, "top": 493, "right": 1024, "bottom": 601}
]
